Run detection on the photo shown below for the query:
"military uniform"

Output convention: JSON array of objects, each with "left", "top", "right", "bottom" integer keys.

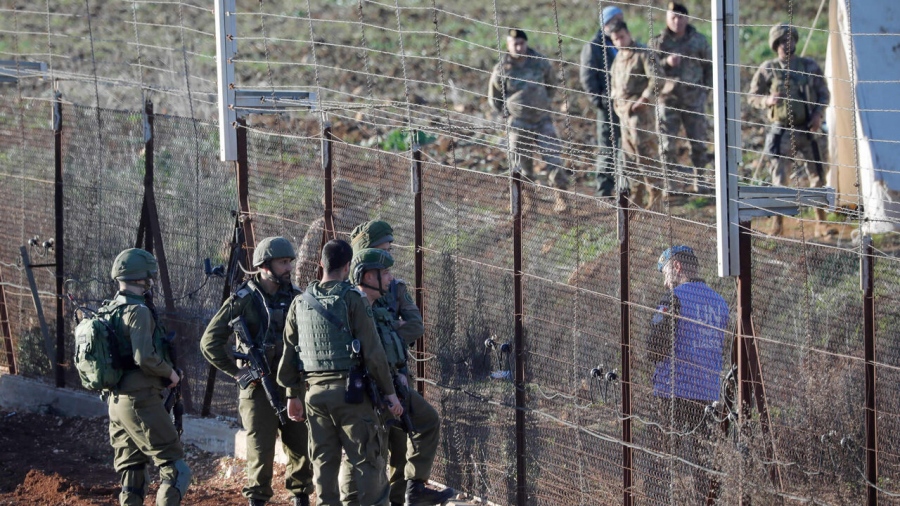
[
  {"left": 748, "top": 54, "right": 829, "bottom": 188},
  {"left": 580, "top": 28, "right": 621, "bottom": 195},
  {"left": 489, "top": 47, "right": 569, "bottom": 190},
  {"left": 609, "top": 40, "right": 662, "bottom": 210},
  {"left": 340, "top": 279, "right": 440, "bottom": 506},
  {"left": 105, "top": 249, "right": 190, "bottom": 506},
  {"left": 200, "top": 277, "right": 312, "bottom": 503},
  {"left": 648, "top": 24, "right": 713, "bottom": 179},
  {"left": 279, "top": 279, "right": 395, "bottom": 506}
]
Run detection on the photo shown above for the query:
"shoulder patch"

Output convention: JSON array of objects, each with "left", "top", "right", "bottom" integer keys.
[
  {"left": 404, "top": 291, "right": 414, "bottom": 304},
  {"left": 365, "top": 305, "right": 373, "bottom": 318},
  {"left": 234, "top": 288, "right": 250, "bottom": 299}
]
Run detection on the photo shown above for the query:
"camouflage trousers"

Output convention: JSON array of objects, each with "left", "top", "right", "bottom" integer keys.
[
  {"left": 763, "top": 125, "right": 826, "bottom": 188},
  {"left": 595, "top": 105, "right": 621, "bottom": 194},
  {"left": 618, "top": 105, "right": 662, "bottom": 210},
  {"left": 507, "top": 117, "right": 570, "bottom": 189},
  {"left": 658, "top": 99, "right": 710, "bottom": 176}
]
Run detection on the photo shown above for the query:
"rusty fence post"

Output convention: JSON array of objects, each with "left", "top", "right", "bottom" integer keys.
[
  {"left": 862, "top": 235, "right": 877, "bottom": 506},
  {"left": 236, "top": 118, "right": 256, "bottom": 266},
  {"left": 618, "top": 190, "right": 633, "bottom": 506},
  {"left": 0, "top": 268, "right": 15, "bottom": 375},
  {"left": 412, "top": 141, "right": 425, "bottom": 394},
  {"left": 53, "top": 92, "right": 65, "bottom": 387},
  {"left": 511, "top": 171, "right": 526, "bottom": 506}
]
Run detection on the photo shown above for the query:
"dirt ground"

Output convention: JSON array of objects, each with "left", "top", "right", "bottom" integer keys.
[{"left": 0, "top": 409, "right": 289, "bottom": 506}]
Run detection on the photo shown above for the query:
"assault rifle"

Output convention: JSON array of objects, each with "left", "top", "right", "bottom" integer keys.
[
  {"left": 229, "top": 316, "right": 289, "bottom": 425},
  {"left": 351, "top": 339, "right": 417, "bottom": 450},
  {"left": 162, "top": 331, "right": 184, "bottom": 437}
]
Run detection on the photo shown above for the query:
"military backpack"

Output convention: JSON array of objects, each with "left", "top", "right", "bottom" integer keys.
[{"left": 74, "top": 297, "right": 135, "bottom": 391}]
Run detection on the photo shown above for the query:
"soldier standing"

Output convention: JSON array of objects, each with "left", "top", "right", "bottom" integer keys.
[
  {"left": 278, "top": 239, "right": 401, "bottom": 506},
  {"left": 345, "top": 221, "right": 454, "bottom": 506},
  {"left": 200, "top": 237, "right": 313, "bottom": 506},
  {"left": 489, "top": 28, "right": 569, "bottom": 212},
  {"left": 748, "top": 23, "right": 831, "bottom": 236},
  {"left": 608, "top": 20, "right": 663, "bottom": 210},
  {"left": 580, "top": 5, "right": 624, "bottom": 197},
  {"left": 106, "top": 248, "right": 191, "bottom": 505},
  {"left": 648, "top": 2, "right": 713, "bottom": 192}
]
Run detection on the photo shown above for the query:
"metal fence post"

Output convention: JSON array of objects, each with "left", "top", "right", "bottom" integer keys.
[
  {"left": 53, "top": 92, "right": 65, "bottom": 387},
  {"left": 0, "top": 268, "right": 15, "bottom": 375},
  {"left": 862, "top": 236, "right": 877, "bottom": 506},
  {"left": 236, "top": 118, "right": 256, "bottom": 265},
  {"left": 512, "top": 171, "right": 526, "bottom": 506},
  {"left": 412, "top": 141, "right": 425, "bottom": 394},
  {"left": 618, "top": 190, "right": 633, "bottom": 506}
]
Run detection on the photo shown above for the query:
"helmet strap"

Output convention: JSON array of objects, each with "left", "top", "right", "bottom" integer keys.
[{"left": 360, "top": 269, "right": 386, "bottom": 295}]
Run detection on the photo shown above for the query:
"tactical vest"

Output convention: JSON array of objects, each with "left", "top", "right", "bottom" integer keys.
[
  {"left": 233, "top": 280, "right": 293, "bottom": 357},
  {"left": 371, "top": 305, "right": 408, "bottom": 370},
  {"left": 769, "top": 58, "right": 810, "bottom": 126},
  {"left": 294, "top": 281, "right": 357, "bottom": 373}
]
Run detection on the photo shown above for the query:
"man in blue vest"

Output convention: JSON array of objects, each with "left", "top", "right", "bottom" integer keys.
[{"left": 649, "top": 245, "right": 729, "bottom": 502}]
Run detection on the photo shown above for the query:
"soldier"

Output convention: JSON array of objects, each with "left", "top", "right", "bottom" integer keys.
[
  {"left": 105, "top": 248, "right": 191, "bottom": 505},
  {"left": 608, "top": 20, "right": 663, "bottom": 210},
  {"left": 580, "top": 5, "right": 624, "bottom": 196},
  {"left": 345, "top": 221, "right": 454, "bottom": 506},
  {"left": 278, "top": 239, "right": 402, "bottom": 506},
  {"left": 748, "top": 23, "right": 832, "bottom": 236},
  {"left": 200, "top": 237, "right": 313, "bottom": 506},
  {"left": 489, "top": 28, "right": 569, "bottom": 212},
  {"left": 648, "top": 2, "right": 713, "bottom": 192},
  {"left": 648, "top": 245, "right": 729, "bottom": 503}
]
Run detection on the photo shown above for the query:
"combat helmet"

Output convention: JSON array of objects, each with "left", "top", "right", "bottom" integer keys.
[
  {"left": 769, "top": 23, "right": 799, "bottom": 52},
  {"left": 110, "top": 248, "right": 158, "bottom": 281},
  {"left": 253, "top": 237, "right": 296, "bottom": 267},
  {"left": 350, "top": 248, "right": 394, "bottom": 286},
  {"left": 349, "top": 220, "right": 394, "bottom": 253}
]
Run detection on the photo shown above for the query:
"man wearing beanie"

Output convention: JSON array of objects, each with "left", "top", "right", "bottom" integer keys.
[{"left": 580, "top": 5, "right": 624, "bottom": 197}]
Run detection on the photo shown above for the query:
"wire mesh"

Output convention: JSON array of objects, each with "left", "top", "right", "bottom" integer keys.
[{"left": 1, "top": 0, "right": 900, "bottom": 503}]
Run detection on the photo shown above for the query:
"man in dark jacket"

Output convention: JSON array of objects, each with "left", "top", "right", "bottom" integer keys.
[{"left": 580, "top": 5, "right": 624, "bottom": 196}]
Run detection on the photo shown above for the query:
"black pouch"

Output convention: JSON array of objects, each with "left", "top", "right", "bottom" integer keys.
[{"left": 345, "top": 367, "right": 366, "bottom": 404}]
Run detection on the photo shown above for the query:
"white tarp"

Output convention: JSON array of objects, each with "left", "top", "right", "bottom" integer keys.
[{"left": 826, "top": 0, "right": 900, "bottom": 233}]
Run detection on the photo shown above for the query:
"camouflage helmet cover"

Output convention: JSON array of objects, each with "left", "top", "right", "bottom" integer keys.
[
  {"left": 349, "top": 220, "right": 394, "bottom": 253},
  {"left": 111, "top": 248, "right": 158, "bottom": 281},
  {"left": 253, "top": 236, "right": 296, "bottom": 267},
  {"left": 350, "top": 248, "right": 394, "bottom": 285},
  {"left": 769, "top": 23, "right": 799, "bottom": 51}
]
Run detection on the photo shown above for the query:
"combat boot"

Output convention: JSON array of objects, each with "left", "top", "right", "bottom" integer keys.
[
  {"left": 771, "top": 215, "right": 784, "bottom": 236},
  {"left": 405, "top": 480, "right": 455, "bottom": 505},
  {"left": 814, "top": 208, "right": 836, "bottom": 237},
  {"left": 291, "top": 495, "right": 310, "bottom": 506},
  {"left": 249, "top": 499, "right": 266, "bottom": 506},
  {"left": 553, "top": 192, "right": 569, "bottom": 213}
]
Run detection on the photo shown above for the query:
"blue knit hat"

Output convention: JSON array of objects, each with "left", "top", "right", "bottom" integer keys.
[
  {"left": 657, "top": 245, "right": 696, "bottom": 272},
  {"left": 601, "top": 6, "right": 623, "bottom": 26}
]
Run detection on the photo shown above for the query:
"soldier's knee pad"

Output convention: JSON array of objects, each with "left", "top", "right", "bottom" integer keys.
[
  {"left": 160, "top": 459, "right": 192, "bottom": 499},
  {"left": 120, "top": 464, "right": 150, "bottom": 499}
]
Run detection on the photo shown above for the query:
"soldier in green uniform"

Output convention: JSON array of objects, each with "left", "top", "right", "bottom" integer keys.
[
  {"left": 105, "top": 248, "right": 191, "bottom": 505},
  {"left": 345, "top": 220, "right": 454, "bottom": 506},
  {"left": 489, "top": 28, "right": 569, "bottom": 213},
  {"left": 278, "top": 239, "right": 402, "bottom": 506},
  {"left": 608, "top": 20, "right": 663, "bottom": 211},
  {"left": 200, "top": 237, "right": 313, "bottom": 506},
  {"left": 648, "top": 2, "right": 713, "bottom": 193},
  {"left": 748, "top": 23, "right": 832, "bottom": 236}
]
